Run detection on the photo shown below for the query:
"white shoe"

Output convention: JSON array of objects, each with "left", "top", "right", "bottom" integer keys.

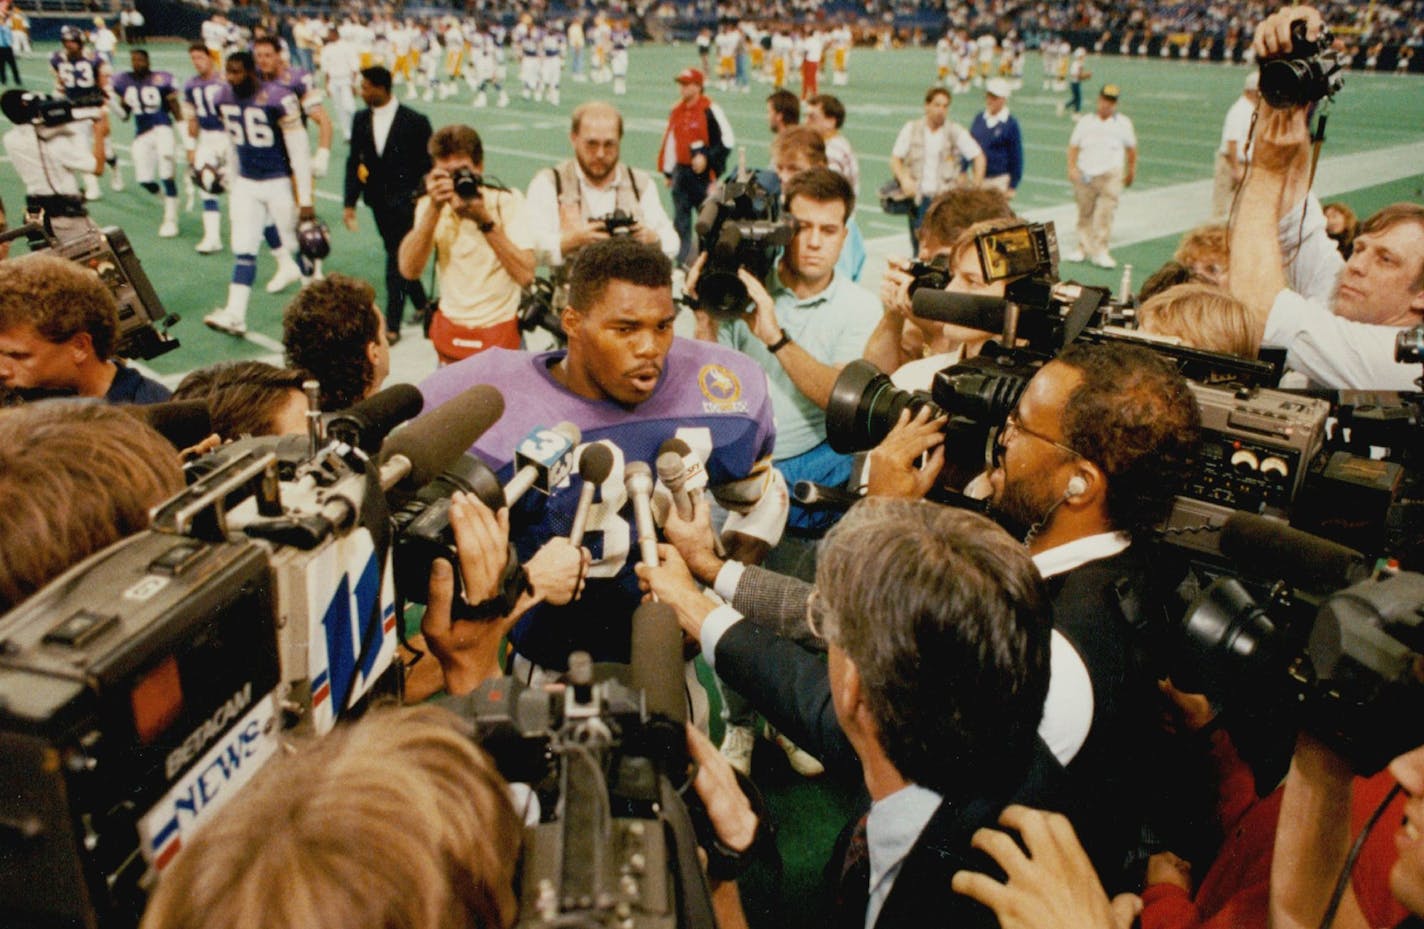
[
  {"left": 203, "top": 307, "right": 247, "bottom": 336},
  {"left": 84, "top": 176, "right": 102, "bottom": 201},
  {"left": 110, "top": 169, "right": 124, "bottom": 192},
  {"left": 195, "top": 236, "right": 223, "bottom": 254},
  {"left": 1090, "top": 252, "right": 1117, "bottom": 269},
  {"left": 158, "top": 220, "right": 179, "bottom": 238},
  {"left": 719, "top": 724, "right": 756, "bottom": 777},
  {"left": 497, "top": 91, "right": 509, "bottom": 107},
  {"left": 769, "top": 726, "right": 824, "bottom": 777},
  {"left": 474, "top": 91, "right": 487, "bottom": 107},
  {"left": 265, "top": 259, "right": 304, "bottom": 294},
  {"left": 1064, "top": 248, "right": 1087, "bottom": 262}
]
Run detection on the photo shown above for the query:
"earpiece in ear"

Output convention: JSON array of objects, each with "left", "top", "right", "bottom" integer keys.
[{"left": 1066, "top": 475, "right": 1088, "bottom": 497}]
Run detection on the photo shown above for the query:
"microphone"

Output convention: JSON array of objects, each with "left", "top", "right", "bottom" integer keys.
[
  {"left": 568, "top": 441, "right": 614, "bottom": 546},
  {"left": 378, "top": 384, "right": 505, "bottom": 491},
  {"left": 911, "top": 288, "right": 1009, "bottom": 332},
  {"left": 131, "top": 399, "right": 212, "bottom": 452},
  {"left": 326, "top": 383, "right": 424, "bottom": 454},
  {"left": 792, "top": 480, "right": 864, "bottom": 511},
  {"left": 1220, "top": 513, "right": 1369, "bottom": 593},
  {"left": 503, "top": 422, "right": 582, "bottom": 506},
  {"left": 629, "top": 601, "right": 689, "bottom": 772},
  {"left": 625, "top": 461, "right": 659, "bottom": 567},
  {"left": 657, "top": 437, "right": 707, "bottom": 521}
]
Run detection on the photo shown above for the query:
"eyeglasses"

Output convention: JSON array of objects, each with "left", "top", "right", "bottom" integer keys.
[{"left": 992, "top": 409, "right": 1081, "bottom": 468}]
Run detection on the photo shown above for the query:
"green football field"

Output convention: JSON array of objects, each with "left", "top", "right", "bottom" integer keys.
[{"left": 3, "top": 39, "right": 1421, "bottom": 387}]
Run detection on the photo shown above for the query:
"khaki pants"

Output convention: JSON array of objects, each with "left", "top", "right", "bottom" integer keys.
[
  {"left": 1073, "top": 167, "right": 1123, "bottom": 258},
  {"left": 1210, "top": 152, "right": 1241, "bottom": 222}
]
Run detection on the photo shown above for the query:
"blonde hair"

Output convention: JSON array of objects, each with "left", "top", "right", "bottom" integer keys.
[
  {"left": 1173, "top": 224, "right": 1229, "bottom": 285},
  {"left": 141, "top": 705, "right": 521, "bottom": 929},
  {"left": 1137, "top": 283, "right": 1259, "bottom": 359}
]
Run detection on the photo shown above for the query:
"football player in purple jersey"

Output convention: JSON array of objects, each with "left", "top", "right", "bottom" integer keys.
[
  {"left": 202, "top": 51, "right": 315, "bottom": 338},
  {"left": 182, "top": 42, "right": 229, "bottom": 254},
  {"left": 112, "top": 50, "right": 183, "bottom": 238},
  {"left": 420, "top": 237, "right": 788, "bottom": 682},
  {"left": 253, "top": 36, "right": 333, "bottom": 292},
  {"left": 49, "top": 24, "right": 112, "bottom": 200}
]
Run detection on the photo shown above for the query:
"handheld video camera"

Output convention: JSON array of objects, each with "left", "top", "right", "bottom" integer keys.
[
  {"left": 0, "top": 88, "right": 105, "bottom": 128},
  {"left": 693, "top": 169, "right": 796, "bottom": 319}
]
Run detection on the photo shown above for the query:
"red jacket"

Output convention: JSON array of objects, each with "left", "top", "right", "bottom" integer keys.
[{"left": 658, "top": 93, "right": 730, "bottom": 177}]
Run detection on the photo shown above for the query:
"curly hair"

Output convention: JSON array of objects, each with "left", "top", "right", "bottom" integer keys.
[
  {"left": 0, "top": 254, "right": 119, "bottom": 361},
  {"left": 567, "top": 237, "right": 672, "bottom": 312},
  {"left": 1056, "top": 343, "right": 1202, "bottom": 538},
  {"left": 282, "top": 274, "right": 380, "bottom": 411}
]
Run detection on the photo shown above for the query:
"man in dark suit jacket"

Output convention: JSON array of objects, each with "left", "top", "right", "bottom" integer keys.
[
  {"left": 639, "top": 499, "right": 1054, "bottom": 929},
  {"left": 343, "top": 65, "right": 432, "bottom": 341}
]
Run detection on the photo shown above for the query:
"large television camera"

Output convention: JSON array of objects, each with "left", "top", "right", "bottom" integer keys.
[
  {"left": 0, "top": 383, "right": 505, "bottom": 929},
  {"left": 692, "top": 167, "right": 796, "bottom": 319},
  {"left": 440, "top": 602, "right": 725, "bottom": 929},
  {"left": 1174, "top": 517, "right": 1423, "bottom": 777}
]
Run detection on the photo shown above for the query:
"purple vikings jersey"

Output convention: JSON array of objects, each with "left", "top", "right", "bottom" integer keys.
[
  {"left": 266, "top": 66, "right": 318, "bottom": 108},
  {"left": 212, "top": 80, "right": 300, "bottom": 181},
  {"left": 50, "top": 51, "right": 104, "bottom": 100},
  {"left": 183, "top": 73, "right": 226, "bottom": 132},
  {"left": 113, "top": 70, "right": 177, "bottom": 134},
  {"left": 420, "top": 339, "right": 777, "bottom": 668}
]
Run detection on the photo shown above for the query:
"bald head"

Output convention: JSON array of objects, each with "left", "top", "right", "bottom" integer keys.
[
  {"left": 571, "top": 101, "right": 623, "bottom": 139},
  {"left": 570, "top": 101, "right": 624, "bottom": 186}
]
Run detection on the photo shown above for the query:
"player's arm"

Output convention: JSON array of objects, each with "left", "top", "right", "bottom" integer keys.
[
  {"left": 163, "top": 87, "right": 184, "bottom": 132},
  {"left": 303, "top": 89, "right": 333, "bottom": 175},
  {"left": 277, "top": 97, "right": 314, "bottom": 215}
]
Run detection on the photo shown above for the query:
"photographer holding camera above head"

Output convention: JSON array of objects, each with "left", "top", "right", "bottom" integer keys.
[
  {"left": 0, "top": 254, "right": 169, "bottom": 404},
  {"left": 860, "top": 341, "right": 1203, "bottom": 884},
  {"left": 397, "top": 124, "right": 536, "bottom": 366},
  {"left": 524, "top": 101, "right": 679, "bottom": 272},
  {"left": 689, "top": 165, "right": 879, "bottom": 535},
  {"left": 1231, "top": 5, "right": 1423, "bottom": 390}
]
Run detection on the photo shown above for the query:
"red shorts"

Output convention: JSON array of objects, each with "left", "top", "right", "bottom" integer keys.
[{"left": 429, "top": 311, "right": 521, "bottom": 365}]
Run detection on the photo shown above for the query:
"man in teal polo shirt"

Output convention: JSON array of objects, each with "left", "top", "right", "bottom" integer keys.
[{"left": 701, "top": 166, "right": 879, "bottom": 533}]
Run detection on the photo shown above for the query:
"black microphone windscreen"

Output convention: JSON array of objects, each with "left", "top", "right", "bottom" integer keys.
[
  {"left": 629, "top": 601, "right": 686, "bottom": 727},
  {"left": 792, "top": 480, "right": 863, "bottom": 511},
  {"left": 911, "top": 289, "right": 1009, "bottom": 333},
  {"left": 132, "top": 399, "right": 211, "bottom": 451},
  {"left": 327, "top": 383, "right": 424, "bottom": 453},
  {"left": 577, "top": 441, "right": 614, "bottom": 484},
  {"left": 1220, "top": 513, "right": 1367, "bottom": 592},
  {"left": 379, "top": 384, "right": 505, "bottom": 488}
]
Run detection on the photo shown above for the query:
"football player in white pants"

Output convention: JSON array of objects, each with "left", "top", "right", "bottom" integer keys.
[
  {"left": 204, "top": 52, "right": 314, "bottom": 338},
  {"left": 183, "top": 42, "right": 229, "bottom": 254}
]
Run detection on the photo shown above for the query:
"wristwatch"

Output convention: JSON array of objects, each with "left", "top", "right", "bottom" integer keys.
[
  {"left": 458, "top": 543, "right": 530, "bottom": 621},
  {"left": 766, "top": 329, "right": 793, "bottom": 354}
]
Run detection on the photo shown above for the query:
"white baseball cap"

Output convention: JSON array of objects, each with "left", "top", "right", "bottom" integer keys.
[{"left": 985, "top": 77, "right": 1012, "bottom": 98}]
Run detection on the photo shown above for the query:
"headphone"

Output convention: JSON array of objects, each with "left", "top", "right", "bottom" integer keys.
[{"left": 1066, "top": 475, "right": 1088, "bottom": 498}]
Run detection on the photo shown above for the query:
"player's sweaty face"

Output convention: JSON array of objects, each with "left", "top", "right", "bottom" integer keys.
[{"left": 569, "top": 280, "right": 676, "bottom": 407}]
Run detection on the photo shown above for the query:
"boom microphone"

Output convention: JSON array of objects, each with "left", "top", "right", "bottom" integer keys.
[
  {"left": 568, "top": 442, "right": 615, "bottom": 546},
  {"left": 910, "top": 288, "right": 1010, "bottom": 333},
  {"left": 1219, "top": 513, "right": 1370, "bottom": 593},
  {"left": 503, "top": 422, "right": 582, "bottom": 506},
  {"left": 326, "top": 383, "right": 424, "bottom": 454},
  {"left": 625, "top": 461, "right": 659, "bottom": 568},
  {"left": 378, "top": 384, "right": 505, "bottom": 491}
]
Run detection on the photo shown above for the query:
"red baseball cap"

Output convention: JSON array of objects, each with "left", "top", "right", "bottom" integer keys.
[{"left": 674, "top": 67, "right": 705, "bottom": 85}]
